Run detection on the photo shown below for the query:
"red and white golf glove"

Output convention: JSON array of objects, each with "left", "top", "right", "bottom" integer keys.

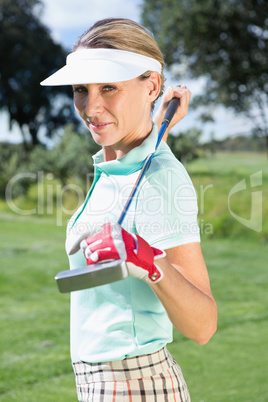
[{"left": 80, "top": 222, "right": 165, "bottom": 284}]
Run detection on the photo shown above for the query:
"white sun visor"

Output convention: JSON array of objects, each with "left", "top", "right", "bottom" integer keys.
[{"left": 40, "top": 48, "right": 162, "bottom": 86}]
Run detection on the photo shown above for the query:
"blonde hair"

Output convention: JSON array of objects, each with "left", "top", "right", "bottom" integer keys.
[{"left": 73, "top": 18, "right": 165, "bottom": 105}]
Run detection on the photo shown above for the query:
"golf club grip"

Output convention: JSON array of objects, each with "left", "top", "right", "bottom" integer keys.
[{"left": 162, "top": 96, "right": 180, "bottom": 126}]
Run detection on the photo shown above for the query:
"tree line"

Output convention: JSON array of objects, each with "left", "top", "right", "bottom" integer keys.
[{"left": 1, "top": 124, "right": 265, "bottom": 200}]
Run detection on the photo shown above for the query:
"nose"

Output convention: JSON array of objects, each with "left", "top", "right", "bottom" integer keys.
[{"left": 84, "top": 91, "right": 102, "bottom": 119}]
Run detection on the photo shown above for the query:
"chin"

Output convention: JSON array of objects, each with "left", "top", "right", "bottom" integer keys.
[
  {"left": 90, "top": 134, "right": 112, "bottom": 147},
  {"left": 89, "top": 128, "right": 120, "bottom": 148}
]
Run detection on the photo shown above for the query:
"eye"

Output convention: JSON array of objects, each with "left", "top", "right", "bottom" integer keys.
[
  {"left": 72, "top": 86, "right": 87, "bottom": 94},
  {"left": 102, "top": 85, "right": 117, "bottom": 93}
]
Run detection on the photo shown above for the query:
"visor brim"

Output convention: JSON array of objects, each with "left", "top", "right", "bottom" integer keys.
[{"left": 40, "top": 48, "right": 162, "bottom": 86}]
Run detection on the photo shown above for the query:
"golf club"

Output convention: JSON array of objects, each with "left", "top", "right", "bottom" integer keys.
[{"left": 55, "top": 94, "right": 180, "bottom": 293}]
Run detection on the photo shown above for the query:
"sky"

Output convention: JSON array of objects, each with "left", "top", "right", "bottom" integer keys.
[
  {"left": 40, "top": 0, "right": 143, "bottom": 51},
  {"left": 1, "top": 0, "right": 254, "bottom": 144}
]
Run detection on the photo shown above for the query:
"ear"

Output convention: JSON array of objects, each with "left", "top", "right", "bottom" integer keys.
[{"left": 147, "top": 72, "right": 161, "bottom": 102}]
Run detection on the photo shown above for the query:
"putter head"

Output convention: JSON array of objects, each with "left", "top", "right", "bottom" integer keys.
[{"left": 55, "top": 259, "right": 128, "bottom": 293}]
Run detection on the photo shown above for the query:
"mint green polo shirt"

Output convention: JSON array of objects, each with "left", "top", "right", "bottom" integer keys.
[{"left": 66, "top": 124, "right": 200, "bottom": 363}]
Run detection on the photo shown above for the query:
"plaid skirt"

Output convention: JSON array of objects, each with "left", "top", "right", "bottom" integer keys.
[{"left": 73, "top": 347, "right": 191, "bottom": 401}]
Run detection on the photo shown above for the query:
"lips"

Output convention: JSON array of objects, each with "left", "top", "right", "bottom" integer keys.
[{"left": 89, "top": 121, "right": 113, "bottom": 131}]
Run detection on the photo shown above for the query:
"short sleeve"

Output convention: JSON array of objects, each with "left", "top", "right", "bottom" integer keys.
[{"left": 134, "top": 160, "right": 200, "bottom": 250}]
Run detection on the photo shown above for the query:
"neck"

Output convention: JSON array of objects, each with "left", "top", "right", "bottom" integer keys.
[{"left": 103, "top": 122, "right": 153, "bottom": 162}]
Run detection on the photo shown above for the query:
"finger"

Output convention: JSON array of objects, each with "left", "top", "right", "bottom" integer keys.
[
  {"left": 163, "top": 87, "right": 191, "bottom": 131},
  {"left": 172, "top": 88, "right": 191, "bottom": 111},
  {"left": 172, "top": 85, "right": 190, "bottom": 99},
  {"left": 83, "top": 239, "right": 123, "bottom": 259},
  {"left": 78, "top": 223, "right": 108, "bottom": 253},
  {"left": 165, "top": 85, "right": 184, "bottom": 101},
  {"left": 80, "top": 238, "right": 103, "bottom": 253},
  {"left": 82, "top": 226, "right": 121, "bottom": 254},
  {"left": 161, "top": 86, "right": 174, "bottom": 104},
  {"left": 68, "top": 229, "right": 94, "bottom": 255},
  {"left": 86, "top": 248, "right": 120, "bottom": 264},
  {"left": 168, "top": 88, "right": 188, "bottom": 110},
  {"left": 160, "top": 86, "right": 183, "bottom": 113},
  {"left": 68, "top": 225, "right": 103, "bottom": 255}
]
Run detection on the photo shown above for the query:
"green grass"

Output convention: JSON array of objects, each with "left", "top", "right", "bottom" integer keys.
[
  {"left": 0, "top": 215, "right": 76, "bottom": 401},
  {"left": 0, "top": 217, "right": 267, "bottom": 401},
  {"left": 168, "top": 238, "right": 268, "bottom": 402},
  {"left": 187, "top": 152, "right": 268, "bottom": 242},
  {"left": 0, "top": 152, "right": 267, "bottom": 401},
  {"left": 188, "top": 151, "right": 268, "bottom": 176}
]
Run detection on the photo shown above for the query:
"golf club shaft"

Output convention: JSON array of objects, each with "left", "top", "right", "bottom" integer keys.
[{"left": 118, "top": 96, "right": 180, "bottom": 226}]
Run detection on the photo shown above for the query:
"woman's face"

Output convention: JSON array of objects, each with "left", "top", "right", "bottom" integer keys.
[{"left": 73, "top": 76, "right": 158, "bottom": 153}]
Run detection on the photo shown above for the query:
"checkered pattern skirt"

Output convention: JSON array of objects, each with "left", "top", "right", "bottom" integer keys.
[{"left": 73, "top": 347, "right": 191, "bottom": 401}]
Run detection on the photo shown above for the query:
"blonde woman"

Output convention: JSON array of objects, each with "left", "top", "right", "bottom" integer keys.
[{"left": 42, "top": 18, "right": 217, "bottom": 402}]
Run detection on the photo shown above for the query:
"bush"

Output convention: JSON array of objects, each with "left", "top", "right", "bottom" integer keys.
[
  {"left": 27, "top": 124, "right": 100, "bottom": 187},
  {"left": 1, "top": 124, "right": 101, "bottom": 201},
  {"left": 0, "top": 142, "right": 29, "bottom": 198},
  {"left": 167, "top": 127, "right": 202, "bottom": 163}
]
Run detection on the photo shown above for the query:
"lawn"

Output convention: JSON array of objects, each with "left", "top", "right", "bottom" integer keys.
[
  {"left": 169, "top": 238, "right": 268, "bottom": 402},
  {"left": 0, "top": 152, "right": 267, "bottom": 401}
]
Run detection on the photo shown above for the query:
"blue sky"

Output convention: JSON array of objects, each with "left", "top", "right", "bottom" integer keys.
[
  {"left": 40, "top": 0, "right": 143, "bottom": 51},
  {"left": 0, "top": 0, "right": 254, "bottom": 144}
]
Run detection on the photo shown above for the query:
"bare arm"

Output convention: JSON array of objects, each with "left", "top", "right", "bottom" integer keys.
[
  {"left": 150, "top": 242, "right": 217, "bottom": 345},
  {"left": 153, "top": 85, "right": 191, "bottom": 142}
]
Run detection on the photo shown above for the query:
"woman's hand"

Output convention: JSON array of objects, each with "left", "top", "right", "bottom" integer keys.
[
  {"left": 153, "top": 85, "right": 191, "bottom": 142},
  {"left": 80, "top": 222, "right": 166, "bottom": 284}
]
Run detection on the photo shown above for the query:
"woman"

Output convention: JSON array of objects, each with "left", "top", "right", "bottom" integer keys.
[{"left": 41, "top": 18, "right": 217, "bottom": 402}]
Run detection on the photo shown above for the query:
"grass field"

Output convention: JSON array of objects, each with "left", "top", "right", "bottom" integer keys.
[{"left": 0, "top": 152, "right": 267, "bottom": 401}]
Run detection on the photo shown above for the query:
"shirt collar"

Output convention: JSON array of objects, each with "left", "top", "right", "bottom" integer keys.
[{"left": 92, "top": 123, "right": 158, "bottom": 175}]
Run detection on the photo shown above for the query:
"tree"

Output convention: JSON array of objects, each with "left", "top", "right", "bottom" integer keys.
[
  {"left": 142, "top": 0, "right": 268, "bottom": 151},
  {"left": 0, "top": 124, "right": 100, "bottom": 198},
  {"left": 167, "top": 128, "right": 202, "bottom": 163},
  {"left": 0, "top": 0, "right": 77, "bottom": 148},
  {"left": 27, "top": 125, "right": 100, "bottom": 186}
]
